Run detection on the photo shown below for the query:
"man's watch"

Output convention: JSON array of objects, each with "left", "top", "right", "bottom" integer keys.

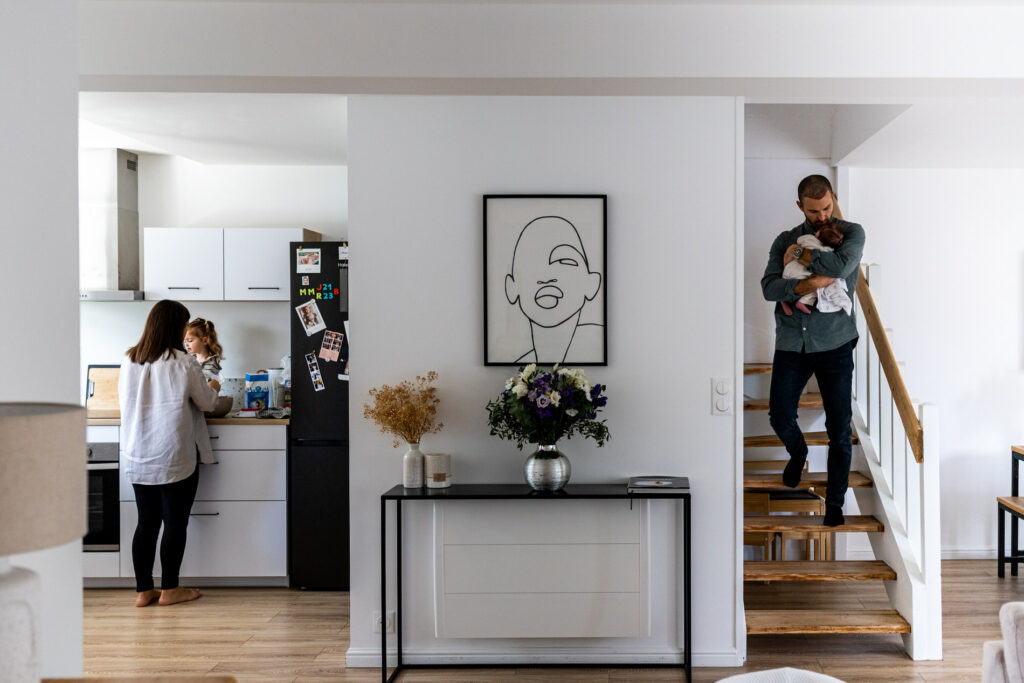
[{"left": 792, "top": 247, "right": 804, "bottom": 259}]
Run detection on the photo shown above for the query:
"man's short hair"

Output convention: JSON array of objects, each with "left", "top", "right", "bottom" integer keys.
[{"left": 797, "top": 175, "right": 834, "bottom": 202}]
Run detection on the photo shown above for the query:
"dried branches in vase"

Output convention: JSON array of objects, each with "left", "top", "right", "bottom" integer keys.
[{"left": 363, "top": 371, "right": 444, "bottom": 447}]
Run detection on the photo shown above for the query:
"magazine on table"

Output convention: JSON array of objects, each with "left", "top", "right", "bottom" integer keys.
[{"left": 626, "top": 476, "right": 690, "bottom": 494}]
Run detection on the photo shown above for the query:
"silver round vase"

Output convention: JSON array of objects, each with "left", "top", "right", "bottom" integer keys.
[{"left": 524, "top": 444, "right": 571, "bottom": 492}]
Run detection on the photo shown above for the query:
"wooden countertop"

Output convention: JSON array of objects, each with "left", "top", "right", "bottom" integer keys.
[{"left": 87, "top": 415, "right": 289, "bottom": 426}]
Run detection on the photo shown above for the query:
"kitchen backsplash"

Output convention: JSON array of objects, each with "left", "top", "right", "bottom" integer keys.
[{"left": 80, "top": 300, "right": 290, "bottom": 401}]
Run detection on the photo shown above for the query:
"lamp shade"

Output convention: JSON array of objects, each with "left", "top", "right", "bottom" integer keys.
[{"left": 0, "top": 403, "right": 86, "bottom": 555}]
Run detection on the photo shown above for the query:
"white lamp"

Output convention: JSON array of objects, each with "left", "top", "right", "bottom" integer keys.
[{"left": 0, "top": 403, "right": 86, "bottom": 682}]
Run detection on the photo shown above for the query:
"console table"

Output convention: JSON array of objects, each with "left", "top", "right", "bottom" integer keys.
[{"left": 380, "top": 483, "right": 692, "bottom": 682}]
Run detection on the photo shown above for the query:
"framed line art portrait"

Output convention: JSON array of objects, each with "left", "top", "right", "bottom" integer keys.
[{"left": 483, "top": 195, "right": 607, "bottom": 366}]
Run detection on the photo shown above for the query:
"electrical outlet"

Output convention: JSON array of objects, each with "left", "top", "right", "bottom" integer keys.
[{"left": 373, "top": 610, "right": 396, "bottom": 634}]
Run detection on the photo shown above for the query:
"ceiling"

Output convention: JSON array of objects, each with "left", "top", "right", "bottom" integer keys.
[{"left": 78, "top": 93, "right": 348, "bottom": 165}]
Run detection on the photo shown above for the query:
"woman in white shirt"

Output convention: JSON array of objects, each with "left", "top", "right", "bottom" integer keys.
[{"left": 119, "top": 299, "right": 220, "bottom": 607}]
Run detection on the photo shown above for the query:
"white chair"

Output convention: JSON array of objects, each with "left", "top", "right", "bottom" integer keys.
[{"left": 983, "top": 602, "right": 1024, "bottom": 683}]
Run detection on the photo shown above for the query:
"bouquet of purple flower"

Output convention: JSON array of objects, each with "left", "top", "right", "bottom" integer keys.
[{"left": 486, "top": 364, "right": 610, "bottom": 450}]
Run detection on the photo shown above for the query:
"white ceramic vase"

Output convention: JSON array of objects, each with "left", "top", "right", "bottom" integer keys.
[{"left": 403, "top": 442, "right": 424, "bottom": 488}]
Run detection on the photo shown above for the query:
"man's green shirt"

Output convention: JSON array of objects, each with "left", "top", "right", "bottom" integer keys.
[{"left": 760, "top": 219, "right": 864, "bottom": 353}]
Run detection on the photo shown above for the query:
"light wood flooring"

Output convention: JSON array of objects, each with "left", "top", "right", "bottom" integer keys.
[{"left": 84, "top": 560, "right": 1019, "bottom": 682}]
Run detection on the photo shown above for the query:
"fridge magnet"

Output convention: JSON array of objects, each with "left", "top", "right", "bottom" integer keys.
[
  {"left": 296, "top": 247, "right": 322, "bottom": 274},
  {"left": 319, "top": 331, "right": 344, "bottom": 362},
  {"left": 483, "top": 195, "right": 607, "bottom": 366},
  {"left": 305, "top": 352, "right": 326, "bottom": 392},
  {"left": 295, "top": 299, "right": 327, "bottom": 336},
  {"left": 301, "top": 275, "right": 310, "bottom": 286}
]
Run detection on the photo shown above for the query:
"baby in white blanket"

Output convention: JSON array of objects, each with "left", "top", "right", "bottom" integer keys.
[{"left": 781, "top": 224, "right": 853, "bottom": 316}]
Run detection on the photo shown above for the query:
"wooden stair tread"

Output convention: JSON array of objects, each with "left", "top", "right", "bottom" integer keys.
[
  {"left": 743, "top": 393, "right": 823, "bottom": 411},
  {"left": 744, "top": 363, "right": 773, "bottom": 375},
  {"left": 746, "top": 609, "right": 910, "bottom": 634},
  {"left": 745, "top": 431, "right": 859, "bottom": 447},
  {"left": 744, "top": 515, "right": 883, "bottom": 533},
  {"left": 998, "top": 496, "right": 1024, "bottom": 515},
  {"left": 744, "top": 471, "right": 873, "bottom": 489},
  {"left": 744, "top": 561, "right": 896, "bottom": 582}
]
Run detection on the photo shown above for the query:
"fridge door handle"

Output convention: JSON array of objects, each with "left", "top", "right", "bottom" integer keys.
[{"left": 248, "top": 286, "right": 281, "bottom": 290}]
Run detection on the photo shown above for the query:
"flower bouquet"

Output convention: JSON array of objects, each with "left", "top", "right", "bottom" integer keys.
[
  {"left": 486, "top": 364, "right": 609, "bottom": 491},
  {"left": 363, "top": 371, "right": 443, "bottom": 487}
]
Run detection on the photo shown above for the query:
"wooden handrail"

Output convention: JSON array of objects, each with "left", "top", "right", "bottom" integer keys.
[{"left": 855, "top": 265, "right": 924, "bottom": 462}]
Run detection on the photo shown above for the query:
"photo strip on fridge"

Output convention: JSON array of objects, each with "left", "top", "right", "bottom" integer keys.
[{"left": 339, "top": 320, "right": 350, "bottom": 381}]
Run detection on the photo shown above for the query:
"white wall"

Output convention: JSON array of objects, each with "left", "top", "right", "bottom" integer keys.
[
  {"left": 138, "top": 154, "right": 347, "bottom": 237},
  {"left": 349, "top": 95, "right": 742, "bottom": 666},
  {"left": 79, "top": 3, "right": 1024, "bottom": 98},
  {"left": 79, "top": 154, "right": 348, "bottom": 383},
  {"left": 847, "top": 168, "right": 1024, "bottom": 559},
  {"left": 1, "top": 0, "right": 83, "bottom": 677}
]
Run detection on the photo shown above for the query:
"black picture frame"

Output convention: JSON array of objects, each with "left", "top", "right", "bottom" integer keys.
[{"left": 483, "top": 194, "right": 607, "bottom": 366}]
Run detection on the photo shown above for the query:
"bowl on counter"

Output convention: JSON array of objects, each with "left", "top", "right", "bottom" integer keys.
[{"left": 204, "top": 396, "right": 234, "bottom": 418}]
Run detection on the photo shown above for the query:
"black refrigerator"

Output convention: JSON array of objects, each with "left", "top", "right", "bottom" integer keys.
[{"left": 288, "top": 241, "right": 350, "bottom": 589}]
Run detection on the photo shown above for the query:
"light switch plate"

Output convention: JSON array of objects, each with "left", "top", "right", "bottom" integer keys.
[{"left": 711, "top": 377, "right": 733, "bottom": 416}]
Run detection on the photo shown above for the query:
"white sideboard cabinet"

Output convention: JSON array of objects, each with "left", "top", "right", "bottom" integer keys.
[{"left": 144, "top": 227, "right": 321, "bottom": 301}]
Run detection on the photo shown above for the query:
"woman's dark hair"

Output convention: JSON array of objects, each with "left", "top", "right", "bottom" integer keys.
[{"left": 127, "top": 300, "right": 191, "bottom": 364}]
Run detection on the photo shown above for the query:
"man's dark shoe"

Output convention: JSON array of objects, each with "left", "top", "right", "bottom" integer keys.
[
  {"left": 782, "top": 455, "right": 806, "bottom": 488},
  {"left": 823, "top": 504, "right": 845, "bottom": 527}
]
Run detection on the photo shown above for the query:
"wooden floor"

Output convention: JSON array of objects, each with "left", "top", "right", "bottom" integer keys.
[{"left": 84, "top": 560, "right": 1017, "bottom": 682}]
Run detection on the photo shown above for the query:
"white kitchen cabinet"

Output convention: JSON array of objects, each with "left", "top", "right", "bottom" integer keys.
[
  {"left": 144, "top": 227, "right": 224, "bottom": 300},
  {"left": 118, "top": 424, "right": 288, "bottom": 580},
  {"left": 224, "top": 228, "right": 318, "bottom": 301},
  {"left": 144, "top": 227, "right": 321, "bottom": 301},
  {"left": 119, "top": 500, "right": 287, "bottom": 578}
]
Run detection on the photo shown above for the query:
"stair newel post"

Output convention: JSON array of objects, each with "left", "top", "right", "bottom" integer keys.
[
  {"left": 905, "top": 402, "right": 923, "bottom": 571},
  {"left": 918, "top": 401, "right": 943, "bottom": 659}
]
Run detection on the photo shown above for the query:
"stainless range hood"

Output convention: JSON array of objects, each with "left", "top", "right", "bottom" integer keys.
[{"left": 80, "top": 149, "right": 145, "bottom": 301}]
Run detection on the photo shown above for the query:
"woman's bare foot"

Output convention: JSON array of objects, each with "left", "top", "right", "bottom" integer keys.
[
  {"left": 158, "top": 586, "right": 202, "bottom": 605},
  {"left": 135, "top": 589, "right": 160, "bottom": 607}
]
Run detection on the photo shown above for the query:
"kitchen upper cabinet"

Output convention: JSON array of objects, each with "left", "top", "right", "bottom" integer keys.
[
  {"left": 223, "top": 228, "right": 317, "bottom": 301},
  {"left": 144, "top": 227, "right": 322, "bottom": 301},
  {"left": 144, "top": 227, "right": 223, "bottom": 301}
]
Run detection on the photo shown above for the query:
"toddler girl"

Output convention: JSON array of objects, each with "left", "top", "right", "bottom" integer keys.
[{"left": 184, "top": 318, "right": 224, "bottom": 386}]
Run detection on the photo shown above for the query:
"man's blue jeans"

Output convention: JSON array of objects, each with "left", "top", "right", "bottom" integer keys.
[{"left": 768, "top": 341, "right": 855, "bottom": 508}]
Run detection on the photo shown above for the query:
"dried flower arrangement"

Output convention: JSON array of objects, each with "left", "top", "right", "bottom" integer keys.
[{"left": 363, "top": 371, "right": 444, "bottom": 447}]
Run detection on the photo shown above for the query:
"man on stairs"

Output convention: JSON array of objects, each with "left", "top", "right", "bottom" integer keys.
[{"left": 760, "top": 175, "right": 865, "bottom": 527}]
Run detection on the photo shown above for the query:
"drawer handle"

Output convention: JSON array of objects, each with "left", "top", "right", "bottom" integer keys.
[
  {"left": 248, "top": 286, "right": 281, "bottom": 290},
  {"left": 168, "top": 286, "right": 201, "bottom": 290},
  {"left": 209, "top": 436, "right": 219, "bottom": 439},
  {"left": 190, "top": 512, "right": 220, "bottom": 516}
]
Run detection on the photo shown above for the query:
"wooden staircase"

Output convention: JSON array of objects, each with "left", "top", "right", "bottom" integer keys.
[{"left": 742, "top": 362, "right": 909, "bottom": 636}]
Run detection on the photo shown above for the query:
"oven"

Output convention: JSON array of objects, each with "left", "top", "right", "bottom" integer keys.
[{"left": 85, "top": 441, "right": 119, "bottom": 551}]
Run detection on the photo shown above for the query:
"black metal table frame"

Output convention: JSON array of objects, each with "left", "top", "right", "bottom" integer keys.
[
  {"left": 998, "top": 448, "right": 1024, "bottom": 578},
  {"left": 380, "top": 484, "right": 691, "bottom": 682}
]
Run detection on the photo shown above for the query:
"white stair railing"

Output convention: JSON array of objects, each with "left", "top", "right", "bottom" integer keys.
[{"left": 851, "top": 264, "right": 942, "bottom": 661}]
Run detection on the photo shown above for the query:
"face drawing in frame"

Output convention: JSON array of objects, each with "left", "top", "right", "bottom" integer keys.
[{"left": 504, "top": 215, "right": 603, "bottom": 364}]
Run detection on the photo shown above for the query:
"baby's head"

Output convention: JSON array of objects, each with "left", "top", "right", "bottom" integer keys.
[{"left": 817, "top": 223, "right": 844, "bottom": 248}]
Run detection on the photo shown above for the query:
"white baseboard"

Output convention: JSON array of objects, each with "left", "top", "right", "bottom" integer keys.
[
  {"left": 845, "top": 547, "right": 998, "bottom": 561},
  {"left": 345, "top": 647, "right": 742, "bottom": 668},
  {"left": 941, "top": 548, "right": 997, "bottom": 560}
]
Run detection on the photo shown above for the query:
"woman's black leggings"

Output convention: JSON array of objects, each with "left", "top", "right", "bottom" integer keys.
[{"left": 131, "top": 461, "right": 200, "bottom": 592}]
